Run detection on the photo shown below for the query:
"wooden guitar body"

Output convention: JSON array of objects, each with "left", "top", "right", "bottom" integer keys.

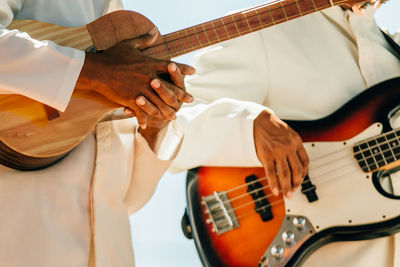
[
  {"left": 1, "top": 11, "right": 161, "bottom": 170},
  {"left": 183, "top": 77, "right": 400, "bottom": 266}
]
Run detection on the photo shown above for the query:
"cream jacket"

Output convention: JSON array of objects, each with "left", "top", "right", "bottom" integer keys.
[{"left": 172, "top": 5, "right": 400, "bottom": 267}]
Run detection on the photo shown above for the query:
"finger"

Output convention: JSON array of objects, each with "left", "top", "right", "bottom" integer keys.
[
  {"left": 133, "top": 105, "right": 148, "bottom": 129},
  {"left": 151, "top": 60, "right": 195, "bottom": 76},
  {"left": 136, "top": 96, "right": 161, "bottom": 117},
  {"left": 131, "top": 27, "right": 159, "bottom": 50},
  {"left": 287, "top": 152, "right": 304, "bottom": 191},
  {"left": 297, "top": 144, "right": 310, "bottom": 177},
  {"left": 168, "top": 63, "right": 185, "bottom": 88},
  {"left": 124, "top": 107, "right": 135, "bottom": 116},
  {"left": 175, "top": 62, "right": 196, "bottom": 75},
  {"left": 276, "top": 157, "right": 292, "bottom": 198},
  {"left": 264, "top": 161, "right": 280, "bottom": 196},
  {"left": 168, "top": 63, "right": 194, "bottom": 103},
  {"left": 150, "top": 79, "right": 180, "bottom": 112}
]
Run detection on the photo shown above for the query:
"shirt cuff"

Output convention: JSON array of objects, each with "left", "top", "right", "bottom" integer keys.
[
  {"left": 136, "top": 121, "right": 184, "bottom": 161},
  {"left": 52, "top": 44, "right": 85, "bottom": 111}
]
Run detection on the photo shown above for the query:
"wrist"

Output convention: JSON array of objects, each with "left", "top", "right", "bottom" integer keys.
[{"left": 138, "top": 123, "right": 169, "bottom": 152}]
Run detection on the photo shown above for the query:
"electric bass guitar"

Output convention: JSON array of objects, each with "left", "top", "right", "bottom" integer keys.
[
  {"left": 1, "top": 0, "right": 372, "bottom": 170},
  {"left": 182, "top": 77, "right": 400, "bottom": 267}
]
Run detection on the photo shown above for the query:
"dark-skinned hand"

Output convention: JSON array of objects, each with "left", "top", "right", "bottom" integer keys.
[
  {"left": 75, "top": 27, "right": 195, "bottom": 129},
  {"left": 254, "top": 110, "right": 309, "bottom": 198}
]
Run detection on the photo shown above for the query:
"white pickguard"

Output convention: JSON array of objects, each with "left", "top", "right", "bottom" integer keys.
[{"left": 285, "top": 123, "right": 400, "bottom": 231}]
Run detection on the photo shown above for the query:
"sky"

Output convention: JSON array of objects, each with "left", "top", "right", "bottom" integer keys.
[{"left": 121, "top": 1, "right": 400, "bottom": 266}]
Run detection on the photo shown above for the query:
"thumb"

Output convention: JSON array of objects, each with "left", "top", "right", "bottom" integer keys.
[{"left": 131, "top": 27, "right": 159, "bottom": 50}]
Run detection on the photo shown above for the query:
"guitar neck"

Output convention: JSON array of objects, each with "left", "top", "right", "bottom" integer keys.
[{"left": 145, "top": 0, "right": 343, "bottom": 59}]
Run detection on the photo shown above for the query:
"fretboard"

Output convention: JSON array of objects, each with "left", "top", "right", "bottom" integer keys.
[
  {"left": 353, "top": 128, "right": 400, "bottom": 173},
  {"left": 144, "top": 0, "right": 351, "bottom": 59}
]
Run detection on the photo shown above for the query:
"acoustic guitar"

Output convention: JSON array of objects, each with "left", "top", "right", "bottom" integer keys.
[
  {"left": 182, "top": 77, "right": 400, "bottom": 267},
  {"left": 1, "top": 0, "right": 375, "bottom": 171}
]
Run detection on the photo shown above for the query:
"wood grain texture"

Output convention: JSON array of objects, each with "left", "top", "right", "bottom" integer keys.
[{"left": 8, "top": 20, "right": 93, "bottom": 50}]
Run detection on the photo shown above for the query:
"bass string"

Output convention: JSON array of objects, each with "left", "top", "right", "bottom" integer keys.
[
  {"left": 214, "top": 139, "right": 399, "bottom": 201},
  {"left": 220, "top": 147, "right": 354, "bottom": 201},
  {"left": 215, "top": 167, "right": 362, "bottom": 220}
]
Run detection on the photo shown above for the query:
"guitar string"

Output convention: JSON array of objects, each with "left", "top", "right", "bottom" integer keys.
[
  {"left": 223, "top": 144, "right": 396, "bottom": 208},
  {"left": 204, "top": 143, "right": 400, "bottom": 220},
  {"left": 143, "top": 0, "right": 332, "bottom": 57},
  {"left": 235, "top": 168, "right": 361, "bottom": 221},
  {"left": 208, "top": 168, "right": 365, "bottom": 224},
  {"left": 221, "top": 162, "right": 359, "bottom": 212},
  {"left": 216, "top": 131, "right": 400, "bottom": 200}
]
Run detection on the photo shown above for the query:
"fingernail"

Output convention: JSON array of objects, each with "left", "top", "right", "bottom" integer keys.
[
  {"left": 151, "top": 79, "right": 160, "bottom": 89},
  {"left": 136, "top": 97, "right": 146, "bottom": 106},
  {"left": 124, "top": 109, "right": 133, "bottom": 115},
  {"left": 286, "top": 191, "right": 292, "bottom": 198},
  {"left": 149, "top": 27, "right": 158, "bottom": 35},
  {"left": 273, "top": 188, "right": 279, "bottom": 196},
  {"left": 169, "top": 63, "right": 177, "bottom": 72},
  {"left": 185, "top": 94, "right": 194, "bottom": 103},
  {"left": 140, "top": 123, "right": 147, "bottom": 129}
]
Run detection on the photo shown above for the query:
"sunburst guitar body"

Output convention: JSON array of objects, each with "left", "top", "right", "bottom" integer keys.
[{"left": 182, "top": 77, "right": 400, "bottom": 267}]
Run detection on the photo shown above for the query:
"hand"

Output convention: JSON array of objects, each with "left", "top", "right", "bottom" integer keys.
[
  {"left": 75, "top": 27, "right": 195, "bottom": 128},
  {"left": 254, "top": 110, "right": 309, "bottom": 198},
  {"left": 134, "top": 61, "right": 189, "bottom": 150}
]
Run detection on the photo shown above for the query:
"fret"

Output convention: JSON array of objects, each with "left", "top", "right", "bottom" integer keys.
[
  {"left": 232, "top": 13, "right": 251, "bottom": 34},
  {"left": 148, "top": 0, "right": 347, "bottom": 59},
  {"left": 185, "top": 27, "right": 201, "bottom": 49},
  {"left": 245, "top": 10, "right": 263, "bottom": 31},
  {"left": 295, "top": 0, "right": 304, "bottom": 16},
  {"left": 392, "top": 130, "right": 400, "bottom": 159},
  {"left": 269, "top": 5, "right": 288, "bottom": 24},
  {"left": 160, "top": 36, "right": 172, "bottom": 59},
  {"left": 367, "top": 139, "right": 386, "bottom": 167},
  {"left": 314, "top": 0, "right": 333, "bottom": 9},
  {"left": 202, "top": 23, "right": 219, "bottom": 44},
  {"left": 183, "top": 29, "right": 194, "bottom": 51},
  {"left": 353, "top": 128, "right": 400, "bottom": 173},
  {"left": 220, "top": 18, "right": 231, "bottom": 39},
  {"left": 194, "top": 25, "right": 208, "bottom": 48},
  {"left": 254, "top": 8, "right": 263, "bottom": 29},
  {"left": 243, "top": 13, "right": 253, "bottom": 32},
  {"left": 212, "top": 20, "right": 228, "bottom": 42},
  {"left": 298, "top": 0, "right": 319, "bottom": 15},
  {"left": 310, "top": 0, "right": 319, "bottom": 11},
  {"left": 223, "top": 15, "right": 240, "bottom": 38},
  {"left": 268, "top": 7, "right": 276, "bottom": 25},
  {"left": 283, "top": 0, "right": 303, "bottom": 20},
  {"left": 175, "top": 31, "right": 191, "bottom": 54},
  {"left": 280, "top": 2, "right": 289, "bottom": 21},
  {"left": 353, "top": 145, "right": 371, "bottom": 172}
]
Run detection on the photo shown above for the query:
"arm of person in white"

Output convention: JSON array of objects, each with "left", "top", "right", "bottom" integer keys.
[
  {"left": 170, "top": 31, "right": 273, "bottom": 172},
  {"left": 0, "top": 0, "right": 84, "bottom": 111},
  {"left": 124, "top": 121, "right": 183, "bottom": 214}
]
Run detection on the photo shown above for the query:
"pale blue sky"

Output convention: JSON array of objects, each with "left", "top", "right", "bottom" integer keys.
[{"left": 122, "top": 1, "right": 400, "bottom": 266}]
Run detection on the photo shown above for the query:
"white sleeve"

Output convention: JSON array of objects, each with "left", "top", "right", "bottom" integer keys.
[
  {"left": 170, "top": 31, "right": 273, "bottom": 172},
  {"left": 170, "top": 99, "right": 268, "bottom": 173},
  {"left": 0, "top": 1, "right": 84, "bottom": 111}
]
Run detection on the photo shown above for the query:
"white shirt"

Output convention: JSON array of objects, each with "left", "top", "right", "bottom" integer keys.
[
  {"left": 172, "top": 5, "right": 400, "bottom": 267},
  {"left": 0, "top": 1, "right": 183, "bottom": 266}
]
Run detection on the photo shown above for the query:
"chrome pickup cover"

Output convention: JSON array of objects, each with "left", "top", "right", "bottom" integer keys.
[{"left": 202, "top": 191, "right": 239, "bottom": 234}]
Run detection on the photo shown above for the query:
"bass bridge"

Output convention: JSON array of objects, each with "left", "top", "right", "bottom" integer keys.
[{"left": 201, "top": 191, "right": 239, "bottom": 234}]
